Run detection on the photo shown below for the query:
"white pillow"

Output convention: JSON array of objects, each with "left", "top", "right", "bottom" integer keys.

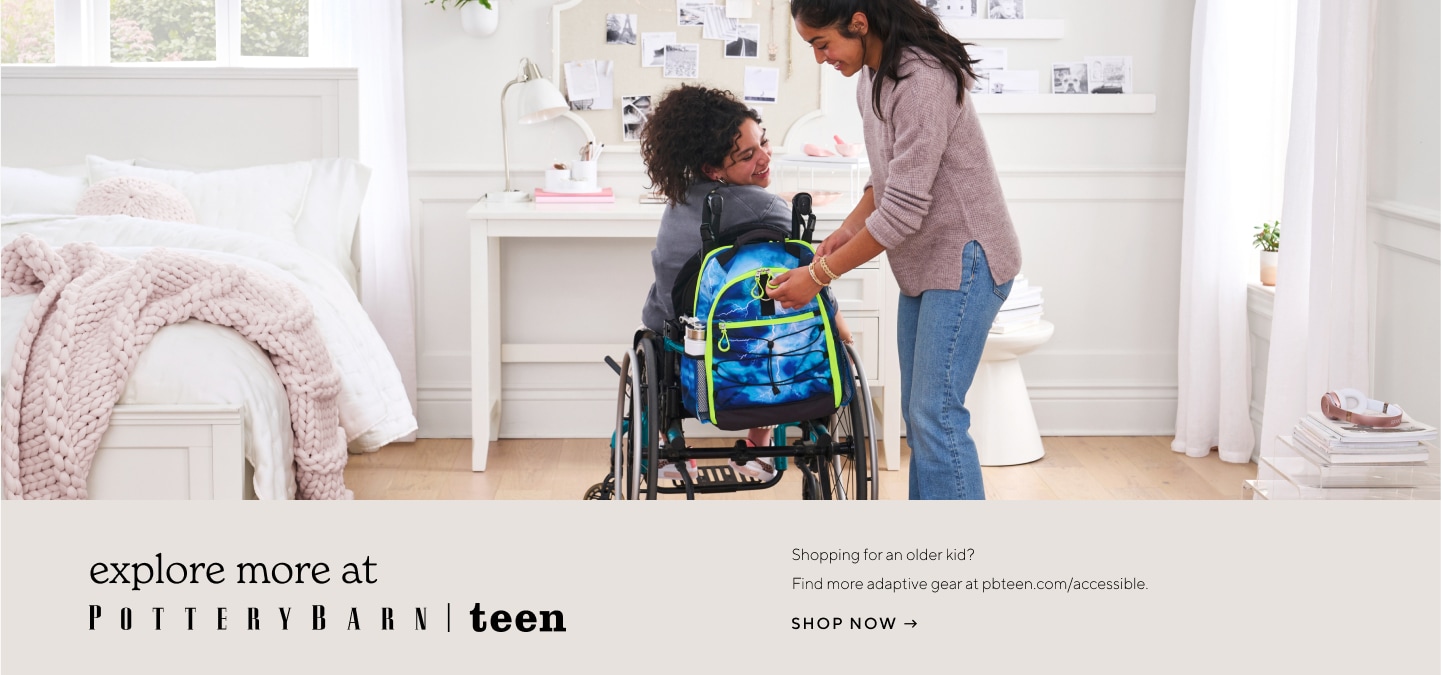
[
  {"left": 87, "top": 155, "right": 311, "bottom": 243},
  {"left": 134, "top": 157, "right": 369, "bottom": 285},
  {"left": 1, "top": 167, "right": 89, "bottom": 215}
]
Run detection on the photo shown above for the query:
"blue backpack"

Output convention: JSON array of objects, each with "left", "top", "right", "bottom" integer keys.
[{"left": 671, "top": 189, "right": 850, "bottom": 430}]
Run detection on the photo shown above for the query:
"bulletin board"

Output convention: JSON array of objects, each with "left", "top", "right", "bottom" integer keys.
[{"left": 551, "top": 0, "right": 822, "bottom": 152}]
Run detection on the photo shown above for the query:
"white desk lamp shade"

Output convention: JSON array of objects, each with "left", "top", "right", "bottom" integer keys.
[{"left": 515, "top": 78, "right": 568, "bottom": 124}]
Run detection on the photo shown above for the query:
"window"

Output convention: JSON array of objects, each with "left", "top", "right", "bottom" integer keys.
[
  {"left": 2, "top": 0, "right": 58, "bottom": 63},
  {"left": 5, "top": 0, "right": 333, "bottom": 66}
]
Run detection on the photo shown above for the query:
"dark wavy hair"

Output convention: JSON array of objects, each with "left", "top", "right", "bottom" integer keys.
[
  {"left": 641, "top": 84, "right": 762, "bottom": 205},
  {"left": 790, "top": 0, "right": 978, "bottom": 120}
]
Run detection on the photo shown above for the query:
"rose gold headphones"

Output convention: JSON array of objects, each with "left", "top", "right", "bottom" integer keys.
[{"left": 1320, "top": 388, "right": 1406, "bottom": 428}]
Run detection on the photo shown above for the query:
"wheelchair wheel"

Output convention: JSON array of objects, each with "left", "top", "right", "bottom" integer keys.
[
  {"left": 611, "top": 350, "right": 642, "bottom": 500},
  {"left": 817, "top": 343, "right": 879, "bottom": 500},
  {"left": 636, "top": 337, "right": 664, "bottom": 500}
]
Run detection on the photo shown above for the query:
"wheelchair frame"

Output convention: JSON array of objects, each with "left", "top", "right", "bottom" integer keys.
[{"left": 586, "top": 191, "right": 880, "bottom": 501}]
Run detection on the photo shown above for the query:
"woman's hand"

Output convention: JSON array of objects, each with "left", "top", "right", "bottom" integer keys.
[
  {"left": 766, "top": 266, "right": 824, "bottom": 311},
  {"left": 815, "top": 226, "right": 856, "bottom": 257}
]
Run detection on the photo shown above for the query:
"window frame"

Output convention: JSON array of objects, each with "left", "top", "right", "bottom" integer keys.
[{"left": 49, "top": 0, "right": 324, "bottom": 67}]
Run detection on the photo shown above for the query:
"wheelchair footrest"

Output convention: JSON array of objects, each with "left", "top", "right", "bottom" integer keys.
[{"left": 654, "top": 462, "right": 782, "bottom": 494}]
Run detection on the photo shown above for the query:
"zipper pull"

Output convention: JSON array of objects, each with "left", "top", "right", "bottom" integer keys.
[{"left": 717, "top": 322, "right": 730, "bottom": 353}]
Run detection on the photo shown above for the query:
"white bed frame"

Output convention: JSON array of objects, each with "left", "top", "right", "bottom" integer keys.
[{"left": 1, "top": 66, "right": 360, "bottom": 500}]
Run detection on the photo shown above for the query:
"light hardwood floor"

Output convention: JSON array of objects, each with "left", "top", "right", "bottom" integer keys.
[{"left": 344, "top": 436, "right": 1257, "bottom": 500}]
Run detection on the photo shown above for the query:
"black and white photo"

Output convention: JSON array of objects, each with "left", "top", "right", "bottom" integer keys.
[
  {"left": 663, "top": 43, "right": 700, "bottom": 79},
  {"left": 605, "top": 14, "right": 637, "bottom": 45},
  {"left": 923, "top": 0, "right": 977, "bottom": 19},
  {"left": 702, "top": 5, "right": 739, "bottom": 40},
  {"left": 987, "top": 0, "right": 1023, "bottom": 19},
  {"left": 563, "top": 59, "right": 599, "bottom": 110},
  {"left": 1086, "top": 55, "right": 1132, "bottom": 94},
  {"left": 743, "top": 66, "right": 779, "bottom": 104},
  {"left": 641, "top": 32, "right": 675, "bottom": 67},
  {"left": 622, "top": 95, "right": 653, "bottom": 142},
  {"left": 677, "top": 0, "right": 706, "bottom": 27},
  {"left": 725, "top": 24, "right": 761, "bottom": 58},
  {"left": 988, "top": 70, "right": 1038, "bottom": 94},
  {"left": 1052, "top": 62, "right": 1088, "bottom": 94}
]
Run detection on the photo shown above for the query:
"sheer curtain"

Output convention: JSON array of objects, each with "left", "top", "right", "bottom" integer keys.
[
  {"left": 1257, "top": 0, "right": 1376, "bottom": 458},
  {"left": 339, "top": 1, "right": 419, "bottom": 441},
  {"left": 1172, "top": 0, "right": 1295, "bottom": 463}
]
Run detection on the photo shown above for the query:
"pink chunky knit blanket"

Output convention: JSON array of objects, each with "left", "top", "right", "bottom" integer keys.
[{"left": 2, "top": 234, "right": 352, "bottom": 500}]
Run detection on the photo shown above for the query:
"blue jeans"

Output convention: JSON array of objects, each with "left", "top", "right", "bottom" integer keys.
[{"left": 897, "top": 241, "right": 1012, "bottom": 500}]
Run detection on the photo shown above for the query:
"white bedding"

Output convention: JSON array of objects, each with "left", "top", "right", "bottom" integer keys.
[{"left": 1, "top": 213, "right": 418, "bottom": 499}]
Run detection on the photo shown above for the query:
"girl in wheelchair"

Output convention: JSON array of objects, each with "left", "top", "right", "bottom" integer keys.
[{"left": 639, "top": 85, "right": 852, "bottom": 484}]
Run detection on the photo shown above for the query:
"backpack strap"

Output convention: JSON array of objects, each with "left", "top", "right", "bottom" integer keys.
[
  {"left": 792, "top": 192, "right": 817, "bottom": 243},
  {"left": 700, "top": 186, "right": 724, "bottom": 253}
]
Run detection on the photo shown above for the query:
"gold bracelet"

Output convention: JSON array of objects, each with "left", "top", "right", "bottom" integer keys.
[
  {"left": 807, "top": 262, "right": 829, "bottom": 286},
  {"left": 817, "top": 256, "right": 840, "bottom": 281}
]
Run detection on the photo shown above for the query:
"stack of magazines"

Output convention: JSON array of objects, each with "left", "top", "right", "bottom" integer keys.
[
  {"left": 992, "top": 274, "right": 1043, "bottom": 334},
  {"left": 1291, "top": 411, "right": 1438, "bottom": 464}
]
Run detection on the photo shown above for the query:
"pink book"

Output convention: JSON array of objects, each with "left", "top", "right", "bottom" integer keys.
[{"left": 534, "top": 187, "right": 615, "bottom": 203}]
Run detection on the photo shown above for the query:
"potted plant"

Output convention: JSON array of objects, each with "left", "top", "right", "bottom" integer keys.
[
  {"left": 427, "top": 0, "right": 498, "bottom": 38},
  {"left": 1253, "top": 220, "right": 1280, "bottom": 286}
]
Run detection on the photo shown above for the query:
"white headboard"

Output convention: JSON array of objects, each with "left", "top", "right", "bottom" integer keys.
[
  {"left": 1, "top": 66, "right": 359, "bottom": 169},
  {"left": 1, "top": 66, "right": 362, "bottom": 280}
]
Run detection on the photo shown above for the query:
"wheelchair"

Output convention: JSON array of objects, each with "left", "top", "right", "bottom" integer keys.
[{"left": 585, "top": 192, "right": 880, "bottom": 501}]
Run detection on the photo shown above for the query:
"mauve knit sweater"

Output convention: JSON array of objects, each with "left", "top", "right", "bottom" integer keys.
[{"left": 858, "top": 48, "right": 1022, "bottom": 293}]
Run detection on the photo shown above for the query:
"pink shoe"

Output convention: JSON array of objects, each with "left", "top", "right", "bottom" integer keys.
[
  {"left": 657, "top": 459, "right": 697, "bottom": 481},
  {"left": 730, "top": 457, "right": 777, "bottom": 481}
]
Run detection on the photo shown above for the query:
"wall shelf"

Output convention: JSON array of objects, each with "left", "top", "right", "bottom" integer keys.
[
  {"left": 943, "top": 19, "right": 1065, "bottom": 40},
  {"left": 973, "top": 94, "right": 1156, "bottom": 114}
]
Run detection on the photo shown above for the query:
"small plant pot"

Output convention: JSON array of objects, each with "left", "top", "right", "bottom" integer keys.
[
  {"left": 460, "top": 2, "right": 498, "bottom": 37},
  {"left": 1259, "top": 250, "right": 1278, "bottom": 286}
]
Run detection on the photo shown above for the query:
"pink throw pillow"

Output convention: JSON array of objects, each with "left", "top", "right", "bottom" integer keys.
[{"left": 77, "top": 176, "right": 197, "bottom": 224}]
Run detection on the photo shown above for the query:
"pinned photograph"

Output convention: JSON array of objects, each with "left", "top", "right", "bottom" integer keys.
[
  {"left": 702, "top": 5, "right": 740, "bottom": 40},
  {"left": 988, "top": 0, "right": 1024, "bottom": 19},
  {"left": 743, "top": 66, "right": 779, "bottom": 104},
  {"left": 923, "top": 0, "right": 977, "bottom": 19},
  {"left": 641, "top": 32, "right": 676, "bottom": 67},
  {"left": 563, "top": 59, "right": 600, "bottom": 110},
  {"left": 622, "top": 95, "right": 653, "bottom": 142},
  {"left": 725, "top": 0, "right": 752, "bottom": 19},
  {"left": 1052, "top": 62, "right": 1088, "bottom": 94},
  {"left": 606, "top": 14, "right": 638, "bottom": 45},
  {"left": 663, "top": 43, "right": 700, "bottom": 79},
  {"left": 987, "top": 70, "right": 1038, "bottom": 94},
  {"left": 726, "top": 24, "right": 761, "bottom": 58},
  {"left": 1086, "top": 55, "right": 1133, "bottom": 94},
  {"left": 677, "top": 0, "right": 707, "bottom": 26}
]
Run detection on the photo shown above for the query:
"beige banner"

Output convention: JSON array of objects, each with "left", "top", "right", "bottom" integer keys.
[{"left": 3, "top": 501, "right": 1438, "bottom": 673}]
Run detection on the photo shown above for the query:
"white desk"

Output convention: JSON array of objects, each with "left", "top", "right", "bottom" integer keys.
[{"left": 466, "top": 199, "right": 903, "bottom": 472}]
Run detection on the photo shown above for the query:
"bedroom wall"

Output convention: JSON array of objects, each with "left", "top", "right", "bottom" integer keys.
[
  {"left": 1367, "top": 0, "right": 1440, "bottom": 427},
  {"left": 404, "top": 0, "right": 1195, "bottom": 437}
]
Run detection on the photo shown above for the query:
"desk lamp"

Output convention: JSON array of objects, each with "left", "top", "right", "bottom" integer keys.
[{"left": 487, "top": 57, "right": 576, "bottom": 202}]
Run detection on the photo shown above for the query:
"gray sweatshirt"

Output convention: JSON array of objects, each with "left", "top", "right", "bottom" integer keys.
[
  {"left": 859, "top": 47, "right": 1022, "bottom": 293},
  {"left": 641, "top": 181, "right": 791, "bottom": 332}
]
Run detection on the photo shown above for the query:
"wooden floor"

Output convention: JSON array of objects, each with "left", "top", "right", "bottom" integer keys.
[{"left": 344, "top": 436, "right": 1257, "bottom": 500}]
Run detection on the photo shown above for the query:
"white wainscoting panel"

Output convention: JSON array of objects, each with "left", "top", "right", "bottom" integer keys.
[
  {"left": 1369, "top": 200, "right": 1441, "bottom": 427},
  {"left": 411, "top": 167, "right": 1186, "bottom": 438}
]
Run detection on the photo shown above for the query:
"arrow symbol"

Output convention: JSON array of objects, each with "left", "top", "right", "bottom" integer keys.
[{"left": 905, "top": 620, "right": 917, "bottom": 628}]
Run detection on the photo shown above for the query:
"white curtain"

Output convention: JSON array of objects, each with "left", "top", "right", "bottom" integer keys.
[
  {"left": 1172, "top": 0, "right": 1295, "bottom": 463},
  {"left": 1257, "top": 0, "right": 1376, "bottom": 458},
  {"left": 347, "top": 1, "right": 419, "bottom": 441}
]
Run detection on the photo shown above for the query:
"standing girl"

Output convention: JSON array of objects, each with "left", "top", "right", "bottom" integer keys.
[{"left": 769, "top": 0, "right": 1022, "bottom": 499}]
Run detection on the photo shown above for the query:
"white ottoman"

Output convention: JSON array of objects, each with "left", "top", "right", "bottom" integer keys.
[{"left": 970, "top": 320, "right": 1054, "bottom": 466}]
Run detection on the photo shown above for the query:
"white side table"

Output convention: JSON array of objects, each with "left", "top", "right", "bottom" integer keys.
[{"left": 970, "top": 320, "right": 1054, "bottom": 466}]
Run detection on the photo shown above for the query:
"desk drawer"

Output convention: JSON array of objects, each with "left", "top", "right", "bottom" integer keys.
[
  {"left": 829, "top": 266, "right": 881, "bottom": 312},
  {"left": 844, "top": 316, "right": 881, "bottom": 384}
]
